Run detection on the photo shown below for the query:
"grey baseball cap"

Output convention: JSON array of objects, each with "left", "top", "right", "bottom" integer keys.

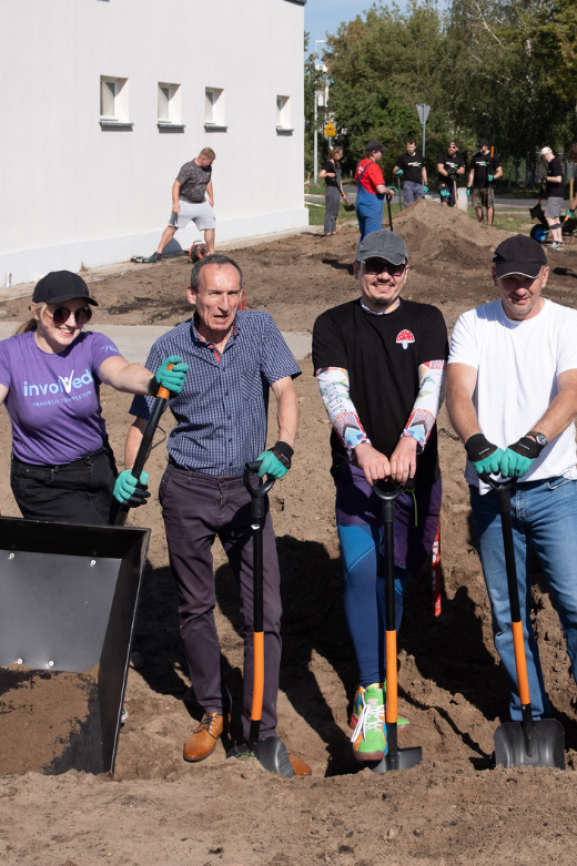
[{"left": 357, "top": 230, "right": 408, "bottom": 265}]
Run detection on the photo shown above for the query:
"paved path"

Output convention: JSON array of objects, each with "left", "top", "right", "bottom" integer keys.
[{"left": 0, "top": 323, "right": 312, "bottom": 363}]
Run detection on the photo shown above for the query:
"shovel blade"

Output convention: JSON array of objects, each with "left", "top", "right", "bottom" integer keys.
[
  {"left": 529, "top": 202, "right": 545, "bottom": 221},
  {"left": 226, "top": 738, "right": 295, "bottom": 777},
  {"left": 255, "top": 736, "right": 295, "bottom": 777},
  {"left": 367, "top": 746, "right": 423, "bottom": 774},
  {"left": 494, "top": 720, "right": 565, "bottom": 769}
]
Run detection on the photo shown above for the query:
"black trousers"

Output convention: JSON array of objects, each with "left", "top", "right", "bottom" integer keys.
[{"left": 10, "top": 446, "right": 117, "bottom": 525}]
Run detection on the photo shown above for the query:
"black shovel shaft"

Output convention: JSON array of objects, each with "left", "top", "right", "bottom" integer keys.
[
  {"left": 386, "top": 194, "right": 393, "bottom": 230},
  {"left": 382, "top": 505, "right": 396, "bottom": 633},
  {"left": 110, "top": 395, "right": 167, "bottom": 527},
  {"left": 252, "top": 515, "right": 264, "bottom": 633}
]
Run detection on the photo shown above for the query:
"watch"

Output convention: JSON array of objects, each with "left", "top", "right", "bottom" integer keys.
[{"left": 527, "top": 430, "right": 548, "bottom": 449}]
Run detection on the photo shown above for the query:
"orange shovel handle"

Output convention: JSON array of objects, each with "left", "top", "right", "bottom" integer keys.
[
  {"left": 385, "top": 629, "right": 398, "bottom": 724},
  {"left": 512, "top": 620, "right": 531, "bottom": 706},
  {"left": 251, "top": 632, "right": 265, "bottom": 722}
]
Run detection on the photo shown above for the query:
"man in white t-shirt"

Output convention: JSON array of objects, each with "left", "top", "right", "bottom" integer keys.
[{"left": 446, "top": 234, "right": 577, "bottom": 723}]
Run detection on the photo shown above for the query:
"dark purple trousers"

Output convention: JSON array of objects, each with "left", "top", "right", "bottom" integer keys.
[{"left": 159, "top": 461, "right": 282, "bottom": 740}]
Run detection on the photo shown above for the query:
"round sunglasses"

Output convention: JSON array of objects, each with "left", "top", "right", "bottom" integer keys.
[{"left": 47, "top": 305, "right": 92, "bottom": 326}]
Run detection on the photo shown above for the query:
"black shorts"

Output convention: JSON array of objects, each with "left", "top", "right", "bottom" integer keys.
[{"left": 10, "top": 445, "right": 118, "bottom": 525}]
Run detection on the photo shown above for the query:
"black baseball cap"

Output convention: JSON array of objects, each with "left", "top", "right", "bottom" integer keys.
[
  {"left": 492, "top": 235, "right": 547, "bottom": 278},
  {"left": 32, "top": 271, "right": 99, "bottom": 306},
  {"left": 357, "top": 230, "right": 408, "bottom": 265},
  {"left": 477, "top": 138, "right": 489, "bottom": 147},
  {"left": 366, "top": 140, "right": 387, "bottom": 153}
]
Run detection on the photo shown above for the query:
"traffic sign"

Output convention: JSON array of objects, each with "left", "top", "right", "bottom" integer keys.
[
  {"left": 324, "top": 122, "right": 336, "bottom": 137},
  {"left": 416, "top": 104, "right": 430, "bottom": 125}
]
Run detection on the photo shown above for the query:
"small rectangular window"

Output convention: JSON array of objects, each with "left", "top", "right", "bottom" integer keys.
[
  {"left": 205, "top": 88, "right": 225, "bottom": 126},
  {"left": 276, "top": 95, "right": 290, "bottom": 129},
  {"left": 100, "top": 76, "right": 129, "bottom": 124}
]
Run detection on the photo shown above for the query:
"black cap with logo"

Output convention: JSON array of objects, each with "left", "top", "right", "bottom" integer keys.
[
  {"left": 32, "top": 271, "right": 99, "bottom": 306},
  {"left": 492, "top": 235, "right": 547, "bottom": 279},
  {"left": 477, "top": 138, "right": 490, "bottom": 147}
]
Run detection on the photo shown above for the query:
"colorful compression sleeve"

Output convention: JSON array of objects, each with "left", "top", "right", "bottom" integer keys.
[
  {"left": 401, "top": 360, "right": 445, "bottom": 452},
  {"left": 315, "top": 367, "right": 370, "bottom": 453}
]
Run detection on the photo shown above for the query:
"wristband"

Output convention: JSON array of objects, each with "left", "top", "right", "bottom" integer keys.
[
  {"left": 465, "top": 433, "right": 498, "bottom": 463},
  {"left": 148, "top": 375, "right": 161, "bottom": 397},
  {"left": 271, "top": 440, "right": 294, "bottom": 469},
  {"left": 508, "top": 436, "right": 543, "bottom": 459}
]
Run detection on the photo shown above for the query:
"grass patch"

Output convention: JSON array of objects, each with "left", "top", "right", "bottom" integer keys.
[{"left": 466, "top": 208, "right": 535, "bottom": 234}]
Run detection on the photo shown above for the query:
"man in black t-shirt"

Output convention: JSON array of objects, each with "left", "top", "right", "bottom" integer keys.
[
  {"left": 312, "top": 230, "right": 448, "bottom": 763},
  {"left": 466, "top": 138, "right": 502, "bottom": 225},
  {"left": 393, "top": 139, "right": 428, "bottom": 206},
  {"left": 436, "top": 140, "right": 465, "bottom": 208},
  {"left": 539, "top": 146, "right": 565, "bottom": 251}
]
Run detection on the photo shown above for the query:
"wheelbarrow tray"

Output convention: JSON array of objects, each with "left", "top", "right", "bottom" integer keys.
[
  {"left": 0, "top": 517, "right": 150, "bottom": 776},
  {"left": 529, "top": 202, "right": 547, "bottom": 226}
]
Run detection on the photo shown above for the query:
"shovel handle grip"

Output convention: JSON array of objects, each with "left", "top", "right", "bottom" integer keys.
[
  {"left": 243, "top": 461, "right": 276, "bottom": 498},
  {"left": 479, "top": 472, "right": 516, "bottom": 492}
]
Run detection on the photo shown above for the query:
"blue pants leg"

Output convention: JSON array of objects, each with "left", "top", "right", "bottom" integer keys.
[{"left": 337, "top": 521, "right": 409, "bottom": 687}]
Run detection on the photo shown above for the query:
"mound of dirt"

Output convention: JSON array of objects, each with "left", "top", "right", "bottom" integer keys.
[{"left": 393, "top": 198, "right": 509, "bottom": 271}]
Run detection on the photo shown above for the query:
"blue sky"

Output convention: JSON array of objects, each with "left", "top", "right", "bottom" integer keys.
[{"left": 305, "top": 1, "right": 405, "bottom": 48}]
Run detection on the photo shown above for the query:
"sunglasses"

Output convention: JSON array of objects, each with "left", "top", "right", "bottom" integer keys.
[
  {"left": 363, "top": 259, "right": 406, "bottom": 276},
  {"left": 48, "top": 306, "right": 92, "bottom": 326}
]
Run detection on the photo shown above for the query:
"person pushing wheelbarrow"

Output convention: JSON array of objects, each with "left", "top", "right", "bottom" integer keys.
[
  {"left": 312, "top": 230, "right": 448, "bottom": 765},
  {"left": 447, "top": 234, "right": 577, "bottom": 766},
  {"left": 122, "top": 254, "right": 311, "bottom": 776}
]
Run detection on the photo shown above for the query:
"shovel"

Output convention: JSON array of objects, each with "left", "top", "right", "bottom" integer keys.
[
  {"left": 385, "top": 193, "right": 394, "bottom": 231},
  {"left": 481, "top": 475, "right": 565, "bottom": 769},
  {"left": 366, "top": 480, "right": 423, "bottom": 773},
  {"left": 110, "top": 366, "right": 174, "bottom": 527},
  {"left": 226, "top": 461, "right": 295, "bottom": 777}
]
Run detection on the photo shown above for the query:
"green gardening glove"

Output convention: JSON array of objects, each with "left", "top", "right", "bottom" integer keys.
[
  {"left": 465, "top": 433, "right": 504, "bottom": 476},
  {"left": 499, "top": 437, "right": 543, "bottom": 479},
  {"left": 395, "top": 169, "right": 404, "bottom": 175},
  {"left": 568, "top": 208, "right": 576, "bottom": 217},
  {"left": 466, "top": 188, "right": 472, "bottom": 196},
  {"left": 488, "top": 174, "right": 494, "bottom": 182},
  {"left": 152, "top": 355, "right": 189, "bottom": 396},
  {"left": 423, "top": 185, "right": 428, "bottom": 193},
  {"left": 113, "top": 469, "right": 150, "bottom": 506},
  {"left": 256, "top": 442, "right": 294, "bottom": 479}
]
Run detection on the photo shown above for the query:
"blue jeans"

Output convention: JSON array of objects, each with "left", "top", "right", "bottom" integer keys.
[
  {"left": 403, "top": 181, "right": 425, "bottom": 206},
  {"left": 355, "top": 183, "right": 384, "bottom": 245},
  {"left": 470, "top": 476, "right": 577, "bottom": 720}
]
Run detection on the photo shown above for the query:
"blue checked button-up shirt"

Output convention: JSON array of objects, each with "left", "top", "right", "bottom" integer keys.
[{"left": 130, "top": 311, "right": 301, "bottom": 477}]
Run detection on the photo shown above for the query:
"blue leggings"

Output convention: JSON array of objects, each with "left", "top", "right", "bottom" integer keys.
[{"left": 338, "top": 522, "right": 409, "bottom": 687}]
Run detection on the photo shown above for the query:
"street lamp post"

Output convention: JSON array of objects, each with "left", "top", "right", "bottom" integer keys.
[{"left": 313, "top": 39, "right": 326, "bottom": 183}]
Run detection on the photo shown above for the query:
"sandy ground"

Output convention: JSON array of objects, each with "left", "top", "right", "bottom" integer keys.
[{"left": 2, "top": 200, "right": 577, "bottom": 864}]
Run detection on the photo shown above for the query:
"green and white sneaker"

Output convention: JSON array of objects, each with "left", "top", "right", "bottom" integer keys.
[
  {"left": 350, "top": 684, "right": 388, "bottom": 761},
  {"left": 350, "top": 684, "right": 411, "bottom": 731}
]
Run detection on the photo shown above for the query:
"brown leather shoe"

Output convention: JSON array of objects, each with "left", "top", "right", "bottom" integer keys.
[
  {"left": 183, "top": 713, "right": 225, "bottom": 762},
  {"left": 288, "top": 753, "right": 312, "bottom": 776}
]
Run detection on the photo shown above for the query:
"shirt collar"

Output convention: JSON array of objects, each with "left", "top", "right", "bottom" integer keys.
[
  {"left": 360, "top": 298, "right": 401, "bottom": 317},
  {"left": 190, "top": 315, "right": 239, "bottom": 348}
]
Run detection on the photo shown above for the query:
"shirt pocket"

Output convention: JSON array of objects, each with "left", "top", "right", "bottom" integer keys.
[{"left": 242, "top": 370, "right": 264, "bottom": 402}]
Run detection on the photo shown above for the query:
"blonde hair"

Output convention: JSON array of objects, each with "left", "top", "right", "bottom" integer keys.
[
  {"left": 15, "top": 302, "right": 48, "bottom": 335},
  {"left": 200, "top": 147, "right": 216, "bottom": 160}
]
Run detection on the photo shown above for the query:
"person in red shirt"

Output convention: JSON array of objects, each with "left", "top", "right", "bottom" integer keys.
[{"left": 355, "top": 141, "right": 395, "bottom": 244}]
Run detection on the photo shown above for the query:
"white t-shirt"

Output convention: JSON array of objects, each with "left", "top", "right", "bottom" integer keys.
[{"left": 448, "top": 298, "right": 577, "bottom": 490}]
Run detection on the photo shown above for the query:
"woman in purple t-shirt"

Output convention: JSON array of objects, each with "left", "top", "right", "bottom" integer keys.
[{"left": 0, "top": 271, "right": 187, "bottom": 525}]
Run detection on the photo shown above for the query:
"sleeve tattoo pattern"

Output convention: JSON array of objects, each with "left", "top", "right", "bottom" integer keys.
[
  {"left": 402, "top": 360, "right": 445, "bottom": 451},
  {"left": 315, "top": 367, "right": 371, "bottom": 452}
]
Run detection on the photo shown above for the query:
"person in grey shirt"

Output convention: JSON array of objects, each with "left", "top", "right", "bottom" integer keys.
[
  {"left": 319, "top": 147, "right": 347, "bottom": 235},
  {"left": 141, "top": 148, "right": 216, "bottom": 263}
]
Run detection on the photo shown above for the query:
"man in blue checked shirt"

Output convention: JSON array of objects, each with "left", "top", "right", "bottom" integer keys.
[{"left": 124, "top": 254, "right": 311, "bottom": 775}]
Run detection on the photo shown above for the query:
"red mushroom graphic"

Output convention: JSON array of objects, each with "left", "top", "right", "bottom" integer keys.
[{"left": 396, "top": 329, "right": 415, "bottom": 350}]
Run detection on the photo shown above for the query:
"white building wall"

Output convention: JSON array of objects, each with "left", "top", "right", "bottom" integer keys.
[{"left": 0, "top": 0, "right": 307, "bottom": 285}]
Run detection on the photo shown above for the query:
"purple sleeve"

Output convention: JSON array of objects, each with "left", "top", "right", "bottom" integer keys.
[
  {"left": 0, "top": 339, "right": 12, "bottom": 390},
  {"left": 86, "top": 331, "right": 122, "bottom": 374}
]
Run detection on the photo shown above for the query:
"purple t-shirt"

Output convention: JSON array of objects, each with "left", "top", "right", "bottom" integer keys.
[{"left": 0, "top": 330, "right": 122, "bottom": 465}]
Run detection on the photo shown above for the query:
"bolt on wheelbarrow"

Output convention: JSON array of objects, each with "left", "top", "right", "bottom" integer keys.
[
  {"left": 365, "top": 480, "right": 423, "bottom": 774},
  {"left": 227, "top": 461, "right": 295, "bottom": 777},
  {"left": 481, "top": 474, "right": 565, "bottom": 770}
]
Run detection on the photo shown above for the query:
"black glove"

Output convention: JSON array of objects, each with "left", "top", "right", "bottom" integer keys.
[
  {"left": 508, "top": 436, "right": 543, "bottom": 459},
  {"left": 447, "top": 169, "right": 457, "bottom": 181},
  {"left": 465, "top": 433, "right": 504, "bottom": 476}
]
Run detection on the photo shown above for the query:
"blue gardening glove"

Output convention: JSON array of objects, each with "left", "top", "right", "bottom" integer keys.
[
  {"left": 488, "top": 174, "right": 494, "bottom": 182},
  {"left": 568, "top": 208, "right": 576, "bottom": 217},
  {"left": 466, "top": 188, "right": 472, "bottom": 196},
  {"left": 256, "top": 442, "right": 294, "bottom": 480},
  {"left": 441, "top": 188, "right": 450, "bottom": 198},
  {"left": 465, "top": 433, "right": 504, "bottom": 477},
  {"left": 113, "top": 469, "right": 150, "bottom": 506},
  {"left": 499, "top": 437, "right": 543, "bottom": 479},
  {"left": 395, "top": 169, "right": 404, "bottom": 175},
  {"left": 423, "top": 185, "right": 428, "bottom": 193},
  {"left": 151, "top": 355, "right": 189, "bottom": 396}
]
